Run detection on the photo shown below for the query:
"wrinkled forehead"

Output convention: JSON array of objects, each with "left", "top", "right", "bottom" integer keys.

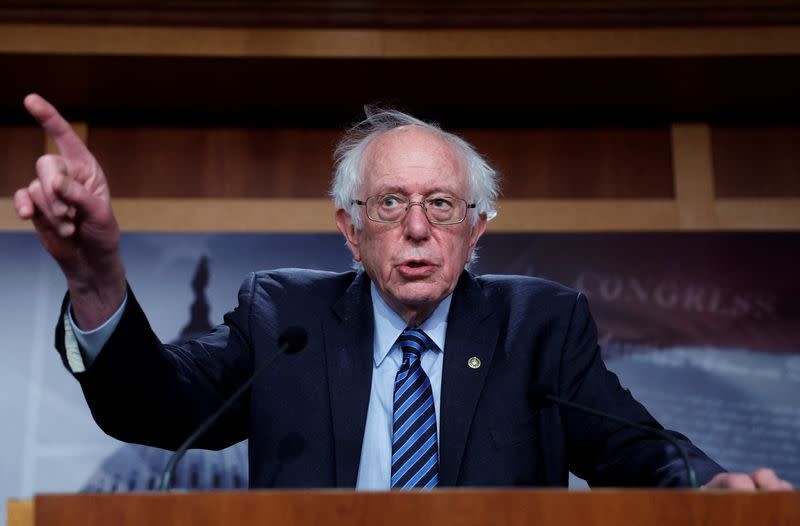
[{"left": 361, "top": 125, "right": 467, "bottom": 194}]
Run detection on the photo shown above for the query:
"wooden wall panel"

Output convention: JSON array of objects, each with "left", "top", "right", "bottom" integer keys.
[
  {"left": 6, "top": 1, "right": 800, "bottom": 28},
  {"left": 712, "top": 125, "right": 800, "bottom": 198},
  {"left": 460, "top": 128, "right": 674, "bottom": 198},
  {"left": 86, "top": 126, "right": 674, "bottom": 199},
  {"left": 0, "top": 126, "right": 41, "bottom": 195},
  {"left": 89, "top": 127, "right": 340, "bottom": 198}
]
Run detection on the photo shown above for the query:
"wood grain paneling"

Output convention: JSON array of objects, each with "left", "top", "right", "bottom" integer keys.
[
  {"left": 4, "top": 55, "right": 800, "bottom": 127},
  {"left": 80, "top": 197, "right": 684, "bottom": 232},
  {"left": 4, "top": 1, "right": 800, "bottom": 28},
  {"left": 31, "top": 490, "right": 800, "bottom": 526},
  {"left": 5, "top": 197, "right": 800, "bottom": 232},
  {"left": 671, "top": 123, "right": 717, "bottom": 228},
  {"left": 6, "top": 499, "right": 33, "bottom": 526},
  {"left": 712, "top": 125, "right": 800, "bottom": 198},
  {"left": 109, "top": 198, "right": 337, "bottom": 232},
  {"left": 0, "top": 126, "right": 41, "bottom": 194},
  {"left": 716, "top": 198, "right": 800, "bottom": 230},
  {"left": 89, "top": 127, "right": 340, "bottom": 198},
  {"left": 85, "top": 126, "right": 674, "bottom": 199},
  {"left": 461, "top": 128, "right": 674, "bottom": 198},
  {"left": 3, "top": 25, "right": 800, "bottom": 58}
]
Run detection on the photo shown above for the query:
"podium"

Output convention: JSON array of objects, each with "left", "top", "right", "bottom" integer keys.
[{"left": 8, "top": 490, "right": 800, "bottom": 526}]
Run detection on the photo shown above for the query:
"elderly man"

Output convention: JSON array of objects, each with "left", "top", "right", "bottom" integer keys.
[{"left": 15, "top": 94, "right": 791, "bottom": 490}]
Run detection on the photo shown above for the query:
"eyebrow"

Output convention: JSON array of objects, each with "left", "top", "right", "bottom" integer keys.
[{"left": 374, "top": 186, "right": 458, "bottom": 196}]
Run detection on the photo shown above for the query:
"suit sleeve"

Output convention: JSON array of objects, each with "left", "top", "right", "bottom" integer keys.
[
  {"left": 64, "top": 293, "right": 128, "bottom": 373},
  {"left": 558, "top": 292, "right": 726, "bottom": 487},
  {"left": 54, "top": 274, "right": 261, "bottom": 451}
]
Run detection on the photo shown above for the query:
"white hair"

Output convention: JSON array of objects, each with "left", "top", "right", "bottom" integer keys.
[{"left": 330, "top": 107, "right": 499, "bottom": 231}]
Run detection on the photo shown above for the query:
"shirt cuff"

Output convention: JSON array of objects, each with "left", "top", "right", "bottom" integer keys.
[{"left": 64, "top": 293, "right": 128, "bottom": 373}]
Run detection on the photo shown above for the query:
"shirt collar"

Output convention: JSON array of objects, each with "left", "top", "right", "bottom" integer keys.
[{"left": 371, "top": 282, "right": 452, "bottom": 367}]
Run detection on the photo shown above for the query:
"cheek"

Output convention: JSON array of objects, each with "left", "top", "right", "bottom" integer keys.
[
  {"left": 358, "top": 232, "right": 394, "bottom": 272},
  {"left": 441, "top": 231, "right": 472, "bottom": 264}
]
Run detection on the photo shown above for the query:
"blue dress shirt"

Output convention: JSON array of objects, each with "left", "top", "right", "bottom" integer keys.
[{"left": 356, "top": 284, "right": 450, "bottom": 490}]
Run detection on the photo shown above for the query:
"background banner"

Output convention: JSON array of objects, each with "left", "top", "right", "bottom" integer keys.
[
  {"left": 2, "top": 231, "right": 797, "bottom": 522},
  {"left": 477, "top": 233, "right": 799, "bottom": 487}
]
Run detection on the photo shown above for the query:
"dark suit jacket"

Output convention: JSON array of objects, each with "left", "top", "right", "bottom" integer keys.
[{"left": 56, "top": 269, "right": 724, "bottom": 488}]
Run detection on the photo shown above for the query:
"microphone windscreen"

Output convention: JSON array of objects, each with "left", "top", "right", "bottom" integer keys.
[{"left": 278, "top": 326, "right": 308, "bottom": 354}]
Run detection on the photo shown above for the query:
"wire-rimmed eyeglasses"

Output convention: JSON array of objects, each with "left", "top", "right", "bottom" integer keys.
[{"left": 352, "top": 193, "right": 476, "bottom": 225}]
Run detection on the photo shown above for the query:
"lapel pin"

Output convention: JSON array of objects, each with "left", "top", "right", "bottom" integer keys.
[{"left": 468, "top": 356, "right": 481, "bottom": 369}]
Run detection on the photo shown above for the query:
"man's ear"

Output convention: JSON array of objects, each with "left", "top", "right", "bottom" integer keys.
[
  {"left": 466, "top": 213, "right": 488, "bottom": 259},
  {"left": 335, "top": 208, "right": 362, "bottom": 262}
]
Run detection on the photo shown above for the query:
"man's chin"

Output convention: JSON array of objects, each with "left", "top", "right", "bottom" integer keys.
[{"left": 391, "top": 283, "right": 448, "bottom": 307}]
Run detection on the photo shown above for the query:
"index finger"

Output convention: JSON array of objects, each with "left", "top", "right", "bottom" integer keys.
[{"left": 24, "top": 93, "right": 91, "bottom": 160}]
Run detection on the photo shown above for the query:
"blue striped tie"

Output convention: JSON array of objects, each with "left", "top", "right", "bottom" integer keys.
[{"left": 391, "top": 328, "right": 439, "bottom": 489}]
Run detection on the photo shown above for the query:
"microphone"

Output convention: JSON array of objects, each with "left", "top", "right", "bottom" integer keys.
[
  {"left": 159, "top": 326, "right": 308, "bottom": 491},
  {"left": 528, "top": 384, "right": 699, "bottom": 488}
]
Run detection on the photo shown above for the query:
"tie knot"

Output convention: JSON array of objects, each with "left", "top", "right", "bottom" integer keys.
[{"left": 397, "top": 328, "right": 432, "bottom": 359}]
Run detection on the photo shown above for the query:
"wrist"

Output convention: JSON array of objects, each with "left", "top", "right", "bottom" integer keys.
[{"left": 66, "top": 253, "right": 127, "bottom": 330}]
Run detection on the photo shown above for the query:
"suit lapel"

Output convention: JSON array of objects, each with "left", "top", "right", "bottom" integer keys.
[
  {"left": 439, "top": 272, "right": 499, "bottom": 486},
  {"left": 323, "top": 272, "right": 375, "bottom": 487}
]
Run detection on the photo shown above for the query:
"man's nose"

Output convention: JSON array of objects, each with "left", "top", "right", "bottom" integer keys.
[{"left": 402, "top": 202, "right": 431, "bottom": 239}]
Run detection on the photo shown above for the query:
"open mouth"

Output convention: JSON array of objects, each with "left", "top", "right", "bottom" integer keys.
[{"left": 398, "top": 260, "right": 436, "bottom": 278}]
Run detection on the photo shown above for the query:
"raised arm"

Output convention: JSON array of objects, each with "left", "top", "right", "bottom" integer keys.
[{"left": 14, "top": 94, "right": 126, "bottom": 329}]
